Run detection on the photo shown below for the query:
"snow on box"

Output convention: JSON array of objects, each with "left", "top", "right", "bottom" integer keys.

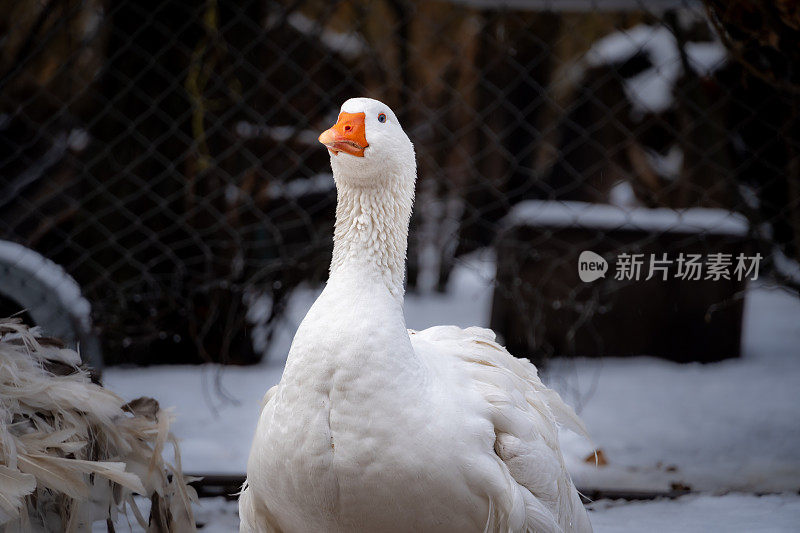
[{"left": 502, "top": 200, "right": 749, "bottom": 236}]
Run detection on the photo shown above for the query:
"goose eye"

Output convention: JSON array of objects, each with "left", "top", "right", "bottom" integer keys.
[{"left": 377, "top": 113, "right": 387, "bottom": 123}]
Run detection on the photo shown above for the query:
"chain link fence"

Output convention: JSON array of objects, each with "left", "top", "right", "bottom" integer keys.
[{"left": 1, "top": 0, "right": 798, "bottom": 366}]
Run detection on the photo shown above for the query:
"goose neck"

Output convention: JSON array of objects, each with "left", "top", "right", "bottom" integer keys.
[{"left": 329, "top": 179, "right": 413, "bottom": 298}]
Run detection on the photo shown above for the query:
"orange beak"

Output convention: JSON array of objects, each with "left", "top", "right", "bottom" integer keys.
[{"left": 318, "top": 112, "right": 369, "bottom": 157}]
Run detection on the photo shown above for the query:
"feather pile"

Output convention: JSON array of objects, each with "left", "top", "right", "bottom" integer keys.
[{"left": 0, "top": 318, "right": 197, "bottom": 532}]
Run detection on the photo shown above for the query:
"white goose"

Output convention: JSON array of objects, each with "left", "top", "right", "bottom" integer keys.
[{"left": 240, "top": 98, "right": 593, "bottom": 533}]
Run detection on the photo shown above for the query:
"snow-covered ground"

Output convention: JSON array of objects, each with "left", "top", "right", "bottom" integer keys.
[
  {"left": 104, "top": 250, "right": 800, "bottom": 530},
  {"left": 100, "top": 491, "right": 800, "bottom": 533},
  {"left": 108, "top": 489, "right": 800, "bottom": 532},
  {"left": 588, "top": 493, "right": 800, "bottom": 533},
  {"left": 554, "top": 279, "right": 800, "bottom": 494},
  {"left": 182, "top": 492, "right": 800, "bottom": 533}
]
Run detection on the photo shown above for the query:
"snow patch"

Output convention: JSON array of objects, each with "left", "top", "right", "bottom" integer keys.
[
  {"left": 685, "top": 41, "right": 728, "bottom": 76},
  {"left": 266, "top": 173, "right": 335, "bottom": 199},
  {"left": 553, "top": 282, "right": 800, "bottom": 494},
  {"left": 116, "top": 492, "right": 800, "bottom": 532},
  {"left": 587, "top": 492, "right": 800, "bottom": 533},
  {"left": 244, "top": 289, "right": 273, "bottom": 357},
  {"left": 608, "top": 181, "right": 639, "bottom": 208},
  {"left": 266, "top": 11, "right": 367, "bottom": 60},
  {"left": 773, "top": 247, "right": 800, "bottom": 285},
  {"left": 503, "top": 200, "right": 749, "bottom": 236},
  {"left": 67, "top": 128, "right": 90, "bottom": 151},
  {"left": 234, "top": 121, "right": 319, "bottom": 146},
  {"left": 0, "top": 240, "right": 91, "bottom": 329},
  {"left": 645, "top": 144, "right": 683, "bottom": 180},
  {"left": 584, "top": 24, "right": 727, "bottom": 116}
]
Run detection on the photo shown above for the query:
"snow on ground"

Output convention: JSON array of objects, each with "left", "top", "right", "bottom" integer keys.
[
  {"left": 172, "top": 492, "right": 800, "bottom": 533},
  {"left": 109, "top": 492, "right": 800, "bottom": 532},
  {"left": 103, "top": 250, "right": 800, "bottom": 528},
  {"left": 553, "top": 281, "right": 800, "bottom": 494},
  {"left": 587, "top": 493, "right": 800, "bottom": 533}
]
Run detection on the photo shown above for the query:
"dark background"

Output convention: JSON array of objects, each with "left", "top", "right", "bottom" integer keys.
[{"left": 0, "top": 0, "right": 797, "bottom": 366}]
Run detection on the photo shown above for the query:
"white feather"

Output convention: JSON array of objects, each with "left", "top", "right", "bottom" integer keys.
[
  {"left": 0, "top": 465, "right": 35, "bottom": 523},
  {"left": 0, "top": 318, "right": 195, "bottom": 530}
]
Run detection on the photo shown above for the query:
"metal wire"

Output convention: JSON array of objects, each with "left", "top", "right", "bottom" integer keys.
[{"left": 0, "top": 0, "right": 797, "bottom": 365}]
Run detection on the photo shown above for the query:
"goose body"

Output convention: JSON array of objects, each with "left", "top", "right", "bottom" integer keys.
[{"left": 240, "top": 98, "right": 592, "bottom": 533}]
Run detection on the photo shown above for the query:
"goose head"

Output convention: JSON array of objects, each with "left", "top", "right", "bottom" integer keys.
[{"left": 319, "top": 97, "right": 415, "bottom": 187}]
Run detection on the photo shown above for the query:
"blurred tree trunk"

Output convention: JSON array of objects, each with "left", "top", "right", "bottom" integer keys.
[
  {"left": 704, "top": 0, "right": 800, "bottom": 288},
  {"left": 453, "top": 11, "right": 561, "bottom": 283},
  {"left": 80, "top": 0, "right": 257, "bottom": 364}
]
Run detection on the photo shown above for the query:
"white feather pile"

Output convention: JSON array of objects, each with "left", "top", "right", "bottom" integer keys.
[{"left": 0, "top": 318, "right": 197, "bottom": 532}]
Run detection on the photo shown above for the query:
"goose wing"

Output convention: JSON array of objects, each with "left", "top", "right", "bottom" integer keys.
[{"left": 409, "top": 326, "right": 593, "bottom": 533}]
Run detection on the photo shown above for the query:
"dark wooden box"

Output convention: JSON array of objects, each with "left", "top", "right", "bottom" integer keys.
[{"left": 490, "top": 203, "right": 750, "bottom": 364}]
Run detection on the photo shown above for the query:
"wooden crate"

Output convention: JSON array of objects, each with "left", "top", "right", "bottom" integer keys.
[{"left": 491, "top": 202, "right": 751, "bottom": 363}]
